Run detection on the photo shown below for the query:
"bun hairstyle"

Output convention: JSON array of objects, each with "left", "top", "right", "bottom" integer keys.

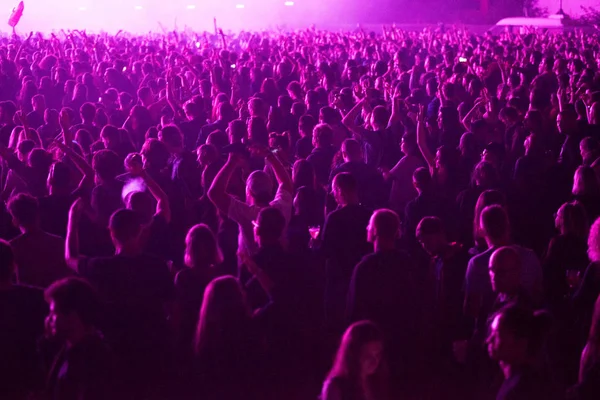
[{"left": 497, "top": 305, "right": 553, "bottom": 357}]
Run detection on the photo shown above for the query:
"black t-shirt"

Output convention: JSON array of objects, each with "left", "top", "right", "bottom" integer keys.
[
  {"left": 0, "top": 285, "right": 47, "bottom": 395},
  {"left": 78, "top": 254, "right": 175, "bottom": 352},
  {"left": 321, "top": 204, "right": 373, "bottom": 279}
]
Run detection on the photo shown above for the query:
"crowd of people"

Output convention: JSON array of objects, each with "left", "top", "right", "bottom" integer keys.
[{"left": 2, "top": 24, "right": 600, "bottom": 399}]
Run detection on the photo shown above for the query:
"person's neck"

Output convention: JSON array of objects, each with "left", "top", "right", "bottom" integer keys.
[
  {"left": 486, "top": 237, "right": 510, "bottom": 249},
  {"left": 374, "top": 238, "right": 395, "bottom": 252},
  {"left": 438, "top": 242, "right": 453, "bottom": 258}
]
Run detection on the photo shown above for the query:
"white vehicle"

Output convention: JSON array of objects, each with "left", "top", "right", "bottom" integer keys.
[{"left": 490, "top": 14, "right": 592, "bottom": 34}]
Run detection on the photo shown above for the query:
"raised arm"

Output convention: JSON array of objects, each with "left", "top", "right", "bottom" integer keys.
[
  {"left": 65, "top": 198, "right": 85, "bottom": 272},
  {"left": 461, "top": 100, "right": 483, "bottom": 133},
  {"left": 416, "top": 105, "right": 435, "bottom": 174},
  {"left": 207, "top": 152, "right": 244, "bottom": 215},
  {"left": 143, "top": 170, "right": 171, "bottom": 223},
  {"left": 342, "top": 98, "right": 366, "bottom": 138},
  {"left": 265, "top": 151, "right": 293, "bottom": 194}
]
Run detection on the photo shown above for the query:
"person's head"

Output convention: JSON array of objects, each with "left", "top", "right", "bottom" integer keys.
[
  {"left": 254, "top": 207, "right": 286, "bottom": 247},
  {"left": 581, "top": 137, "right": 600, "bottom": 165},
  {"left": 185, "top": 224, "right": 223, "bottom": 268},
  {"left": 573, "top": 165, "right": 600, "bottom": 197},
  {"left": 248, "top": 117, "right": 268, "bottom": 146},
  {"left": 138, "top": 87, "right": 153, "bottom": 106},
  {"left": 400, "top": 132, "right": 419, "bottom": 157},
  {"left": 489, "top": 246, "right": 522, "bottom": 294},
  {"left": 328, "top": 321, "right": 385, "bottom": 381},
  {"left": 0, "top": 101, "right": 17, "bottom": 123},
  {"left": 44, "top": 108, "right": 59, "bottom": 126},
  {"left": 158, "top": 124, "right": 184, "bottom": 152},
  {"left": 124, "top": 190, "right": 154, "bottom": 225},
  {"left": 319, "top": 106, "right": 341, "bottom": 126},
  {"left": 472, "top": 161, "right": 498, "bottom": 188},
  {"left": 7, "top": 193, "right": 40, "bottom": 231},
  {"left": 248, "top": 97, "right": 267, "bottom": 119},
  {"left": 341, "top": 139, "right": 363, "bottom": 163},
  {"left": 480, "top": 205, "right": 510, "bottom": 247},
  {"left": 80, "top": 102, "right": 96, "bottom": 123},
  {"left": 416, "top": 216, "right": 448, "bottom": 256},
  {"left": 31, "top": 94, "right": 45, "bottom": 112},
  {"left": 292, "top": 159, "right": 316, "bottom": 190},
  {"left": 228, "top": 119, "right": 247, "bottom": 144},
  {"left": 481, "top": 142, "right": 505, "bottom": 169},
  {"left": 487, "top": 305, "right": 552, "bottom": 365},
  {"left": 555, "top": 201, "right": 588, "bottom": 238},
  {"left": 299, "top": 115, "right": 316, "bottom": 138},
  {"left": 45, "top": 278, "right": 100, "bottom": 342},
  {"left": 140, "top": 138, "right": 170, "bottom": 170},
  {"left": 332, "top": 172, "right": 358, "bottom": 207},
  {"left": 194, "top": 276, "right": 250, "bottom": 354},
  {"left": 370, "top": 106, "right": 389, "bottom": 131},
  {"left": 108, "top": 209, "right": 142, "bottom": 249},
  {"left": 499, "top": 106, "right": 519, "bottom": 127},
  {"left": 557, "top": 108, "right": 578, "bottom": 134},
  {"left": 0, "top": 239, "right": 15, "bottom": 284},
  {"left": 367, "top": 209, "right": 400, "bottom": 245},
  {"left": 184, "top": 101, "right": 202, "bottom": 121},
  {"left": 312, "top": 123, "right": 334, "bottom": 148},
  {"left": 412, "top": 167, "right": 432, "bottom": 193},
  {"left": 246, "top": 170, "right": 274, "bottom": 206},
  {"left": 459, "top": 132, "right": 478, "bottom": 157},
  {"left": 100, "top": 125, "right": 120, "bottom": 150},
  {"left": 92, "top": 149, "right": 121, "bottom": 184}
]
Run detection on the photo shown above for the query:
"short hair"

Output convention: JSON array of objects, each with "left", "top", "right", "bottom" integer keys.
[
  {"left": 333, "top": 172, "right": 357, "bottom": 194},
  {"left": 371, "top": 209, "right": 401, "bottom": 240},
  {"left": 8, "top": 193, "right": 39, "bottom": 227},
  {"left": 80, "top": 103, "right": 96, "bottom": 121},
  {"left": 413, "top": 167, "right": 432, "bottom": 189},
  {"left": 0, "top": 240, "right": 15, "bottom": 281},
  {"left": 45, "top": 278, "right": 100, "bottom": 326},
  {"left": 320, "top": 106, "right": 341, "bottom": 124},
  {"left": 100, "top": 125, "right": 120, "bottom": 142},
  {"left": 299, "top": 115, "right": 316, "bottom": 135},
  {"left": 92, "top": 149, "right": 121, "bottom": 181},
  {"left": 159, "top": 125, "right": 184, "bottom": 148},
  {"left": 342, "top": 139, "right": 362, "bottom": 159},
  {"left": 481, "top": 205, "right": 509, "bottom": 241},
  {"left": 313, "top": 123, "right": 334, "bottom": 147},
  {"left": 416, "top": 216, "right": 444, "bottom": 237},
  {"left": 372, "top": 106, "right": 389, "bottom": 127},
  {"left": 228, "top": 119, "right": 247, "bottom": 142},
  {"left": 141, "top": 138, "right": 170, "bottom": 170},
  {"left": 256, "top": 207, "right": 286, "bottom": 241},
  {"left": 109, "top": 209, "right": 142, "bottom": 244}
]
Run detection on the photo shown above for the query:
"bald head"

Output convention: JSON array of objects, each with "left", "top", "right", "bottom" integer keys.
[
  {"left": 367, "top": 209, "right": 400, "bottom": 244},
  {"left": 489, "top": 246, "right": 522, "bottom": 294}
]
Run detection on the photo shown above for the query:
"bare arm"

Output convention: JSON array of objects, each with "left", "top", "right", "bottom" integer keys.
[
  {"left": 65, "top": 198, "right": 85, "bottom": 272},
  {"left": 207, "top": 153, "right": 243, "bottom": 215},
  {"left": 461, "top": 100, "right": 483, "bottom": 132},
  {"left": 142, "top": 170, "right": 171, "bottom": 223},
  {"left": 265, "top": 152, "right": 293, "bottom": 194},
  {"left": 342, "top": 98, "right": 366, "bottom": 138},
  {"left": 416, "top": 106, "right": 435, "bottom": 174}
]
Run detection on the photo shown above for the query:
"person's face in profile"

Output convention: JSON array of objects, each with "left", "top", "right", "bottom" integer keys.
[
  {"left": 47, "top": 301, "right": 74, "bottom": 339},
  {"left": 486, "top": 314, "right": 523, "bottom": 363},
  {"left": 360, "top": 340, "right": 383, "bottom": 376}
]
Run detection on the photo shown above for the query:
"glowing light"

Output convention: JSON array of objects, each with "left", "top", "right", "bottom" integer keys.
[
  {"left": 235, "top": 4, "right": 245, "bottom": 8},
  {"left": 134, "top": 5, "right": 143, "bottom": 10},
  {"left": 284, "top": 1, "right": 294, "bottom": 5},
  {"left": 78, "top": 6, "right": 87, "bottom": 11},
  {"left": 195, "top": 42, "right": 201, "bottom": 48},
  {"left": 186, "top": 4, "right": 196, "bottom": 9}
]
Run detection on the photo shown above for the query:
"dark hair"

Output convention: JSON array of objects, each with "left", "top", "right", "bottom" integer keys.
[
  {"left": 160, "top": 125, "right": 184, "bottom": 149},
  {"left": 45, "top": 278, "right": 100, "bottom": 327},
  {"left": 333, "top": 172, "right": 357, "bottom": 194},
  {"left": 417, "top": 216, "right": 444, "bottom": 237},
  {"left": 0, "top": 239, "right": 15, "bottom": 281},
  {"left": 256, "top": 207, "right": 286, "bottom": 241},
  {"left": 8, "top": 193, "right": 39, "bottom": 227},
  {"left": 313, "top": 123, "right": 334, "bottom": 147},
  {"left": 109, "top": 209, "right": 142, "bottom": 244},
  {"left": 494, "top": 305, "right": 552, "bottom": 357},
  {"left": 293, "top": 159, "right": 316, "bottom": 190},
  {"left": 481, "top": 205, "right": 509, "bottom": 241},
  {"left": 141, "top": 139, "right": 170, "bottom": 170},
  {"left": 92, "top": 149, "right": 121, "bottom": 181},
  {"left": 413, "top": 167, "right": 432, "bottom": 189}
]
